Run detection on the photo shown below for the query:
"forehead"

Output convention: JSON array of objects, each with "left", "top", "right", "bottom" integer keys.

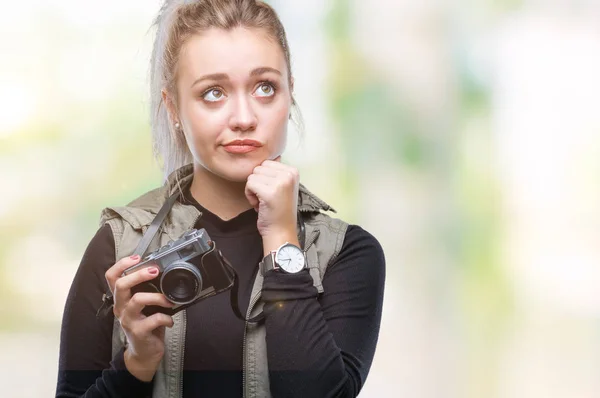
[{"left": 177, "top": 27, "right": 288, "bottom": 84}]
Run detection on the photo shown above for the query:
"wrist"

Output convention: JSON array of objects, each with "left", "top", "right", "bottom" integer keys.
[
  {"left": 124, "top": 348, "right": 158, "bottom": 383},
  {"left": 262, "top": 229, "right": 300, "bottom": 257}
]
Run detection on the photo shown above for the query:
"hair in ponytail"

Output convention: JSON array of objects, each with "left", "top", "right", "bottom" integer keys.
[{"left": 148, "top": 0, "right": 301, "bottom": 183}]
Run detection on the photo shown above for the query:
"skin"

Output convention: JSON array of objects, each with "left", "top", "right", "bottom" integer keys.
[{"left": 105, "top": 27, "right": 302, "bottom": 381}]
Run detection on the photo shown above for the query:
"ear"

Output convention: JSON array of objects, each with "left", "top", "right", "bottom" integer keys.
[
  {"left": 289, "top": 77, "right": 296, "bottom": 109},
  {"left": 161, "top": 88, "right": 178, "bottom": 124}
]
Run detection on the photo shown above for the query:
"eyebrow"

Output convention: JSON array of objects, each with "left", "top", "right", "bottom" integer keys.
[{"left": 191, "top": 67, "right": 282, "bottom": 88}]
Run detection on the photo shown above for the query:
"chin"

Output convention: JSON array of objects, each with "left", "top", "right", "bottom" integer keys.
[{"left": 213, "top": 156, "right": 264, "bottom": 182}]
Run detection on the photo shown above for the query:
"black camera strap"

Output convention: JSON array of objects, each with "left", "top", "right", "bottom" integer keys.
[
  {"left": 230, "top": 211, "right": 304, "bottom": 324},
  {"left": 96, "top": 191, "right": 180, "bottom": 318},
  {"left": 229, "top": 272, "right": 265, "bottom": 323},
  {"left": 96, "top": 189, "right": 303, "bottom": 324}
]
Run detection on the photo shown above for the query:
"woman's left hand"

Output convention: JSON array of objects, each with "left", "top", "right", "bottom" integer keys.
[{"left": 245, "top": 156, "right": 300, "bottom": 249}]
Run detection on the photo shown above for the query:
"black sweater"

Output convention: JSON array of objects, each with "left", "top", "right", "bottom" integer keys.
[{"left": 56, "top": 188, "right": 385, "bottom": 397}]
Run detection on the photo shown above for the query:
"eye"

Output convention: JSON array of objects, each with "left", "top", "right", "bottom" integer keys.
[
  {"left": 203, "top": 88, "right": 225, "bottom": 102},
  {"left": 254, "top": 82, "right": 275, "bottom": 98}
]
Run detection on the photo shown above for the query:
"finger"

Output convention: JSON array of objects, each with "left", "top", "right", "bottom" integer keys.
[
  {"left": 252, "top": 165, "right": 279, "bottom": 178},
  {"left": 245, "top": 174, "right": 276, "bottom": 201},
  {"left": 244, "top": 184, "right": 259, "bottom": 211},
  {"left": 261, "top": 159, "right": 293, "bottom": 172},
  {"left": 247, "top": 173, "right": 275, "bottom": 186},
  {"left": 254, "top": 166, "right": 299, "bottom": 188},
  {"left": 127, "top": 292, "right": 175, "bottom": 315},
  {"left": 153, "top": 325, "right": 166, "bottom": 341},
  {"left": 105, "top": 255, "right": 142, "bottom": 293},
  {"left": 245, "top": 173, "right": 275, "bottom": 202},
  {"left": 135, "top": 312, "right": 174, "bottom": 335},
  {"left": 114, "top": 266, "right": 160, "bottom": 311}
]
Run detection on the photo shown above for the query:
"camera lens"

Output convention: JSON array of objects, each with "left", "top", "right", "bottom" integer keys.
[{"left": 160, "top": 262, "right": 202, "bottom": 305}]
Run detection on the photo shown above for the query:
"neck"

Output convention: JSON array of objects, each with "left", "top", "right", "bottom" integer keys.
[{"left": 188, "top": 164, "right": 253, "bottom": 221}]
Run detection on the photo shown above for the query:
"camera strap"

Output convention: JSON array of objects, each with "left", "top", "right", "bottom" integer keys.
[
  {"left": 96, "top": 189, "right": 304, "bottom": 324},
  {"left": 96, "top": 191, "right": 180, "bottom": 318},
  {"left": 229, "top": 272, "right": 265, "bottom": 323},
  {"left": 228, "top": 211, "right": 305, "bottom": 324}
]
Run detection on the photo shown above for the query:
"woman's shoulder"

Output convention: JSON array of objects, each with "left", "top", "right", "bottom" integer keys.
[
  {"left": 79, "top": 223, "right": 117, "bottom": 276},
  {"left": 321, "top": 223, "right": 385, "bottom": 293},
  {"left": 344, "top": 224, "right": 384, "bottom": 253},
  {"left": 333, "top": 224, "right": 385, "bottom": 269},
  {"left": 98, "top": 185, "right": 168, "bottom": 227}
]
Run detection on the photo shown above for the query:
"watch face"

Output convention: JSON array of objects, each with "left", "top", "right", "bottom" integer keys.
[{"left": 275, "top": 244, "right": 305, "bottom": 273}]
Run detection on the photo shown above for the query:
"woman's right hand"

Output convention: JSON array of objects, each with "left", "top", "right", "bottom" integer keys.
[{"left": 104, "top": 255, "right": 176, "bottom": 382}]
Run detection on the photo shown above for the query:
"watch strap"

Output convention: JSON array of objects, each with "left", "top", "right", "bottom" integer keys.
[{"left": 259, "top": 251, "right": 277, "bottom": 276}]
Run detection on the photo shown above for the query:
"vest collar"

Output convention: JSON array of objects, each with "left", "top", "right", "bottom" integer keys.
[
  {"left": 165, "top": 163, "right": 336, "bottom": 213},
  {"left": 127, "top": 163, "right": 336, "bottom": 218}
]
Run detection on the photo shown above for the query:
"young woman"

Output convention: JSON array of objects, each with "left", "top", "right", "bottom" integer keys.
[{"left": 56, "top": 1, "right": 385, "bottom": 397}]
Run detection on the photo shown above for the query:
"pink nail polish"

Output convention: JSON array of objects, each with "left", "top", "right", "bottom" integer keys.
[
  {"left": 130, "top": 255, "right": 140, "bottom": 260},
  {"left": 148, "top": 267, "right": 158, "bottom": 275}
]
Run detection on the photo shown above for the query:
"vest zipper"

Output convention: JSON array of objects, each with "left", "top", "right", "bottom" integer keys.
[
  {"left": 242, "top": 322, "right": 247, "bottom": 398},
  {"left": 177, "top": 210, "right": 199, "bottom": 397},
  {"left": 242, "top": 291, "right": 261, "bottom": 398},
  {"left": 178, "top": 309, "right": 186, "bottom": 397},
  {"left": 241, "top": 226, "right": 319, "bottom": 398},
  {"left": 304, "top": 228, "right": 320, "bottom": 251}
]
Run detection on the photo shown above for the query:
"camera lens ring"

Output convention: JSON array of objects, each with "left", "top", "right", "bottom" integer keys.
[{"left": 160, "top": 261, "right": 203, "bottom": 305}]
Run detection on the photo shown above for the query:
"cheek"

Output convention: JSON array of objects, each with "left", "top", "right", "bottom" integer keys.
[
  {"left": 183, "top": 105, "right": 226, "bottom": 153},
  {"left": 262, "top": 103, "right": 290, "bottom": 144}
]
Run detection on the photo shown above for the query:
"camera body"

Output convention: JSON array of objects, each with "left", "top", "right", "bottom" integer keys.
[{"left": 122, "top": 229, "right": 235, "bottom": 316}]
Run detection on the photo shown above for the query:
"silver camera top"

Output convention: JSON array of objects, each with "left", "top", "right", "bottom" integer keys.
[
  {"left": 122, "top": 228, "right": 212, "bottom": 276},
  {"left": 146, "top": 229, "right": 211, "bottom": 260}
]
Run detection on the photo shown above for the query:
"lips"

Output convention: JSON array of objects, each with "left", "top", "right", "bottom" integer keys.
[
  {"left": 223, "top": 139, "right": 263, "bottom": 147},
  {"left": 222, "top": 139, "right": 263, "bottom": 154}
]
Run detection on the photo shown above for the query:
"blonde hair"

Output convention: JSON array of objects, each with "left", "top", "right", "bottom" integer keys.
[{"left": 149, "top": 0, "right": 302, "bottom": 182}]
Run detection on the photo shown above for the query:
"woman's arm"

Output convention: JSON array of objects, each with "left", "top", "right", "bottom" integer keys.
[
  {"left": 56, "top": 224, "right": 154, "bottom": 398},
  {"left": 262, "top": 224, "right": 386, "bottom": 398}
]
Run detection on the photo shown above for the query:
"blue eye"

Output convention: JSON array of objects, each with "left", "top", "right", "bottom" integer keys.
[
  {"left": 254, "top": 83, "right": 275, "bottom": 97},
  {"left": 203, "top": 88, "right": 224, "bottom": 102}
]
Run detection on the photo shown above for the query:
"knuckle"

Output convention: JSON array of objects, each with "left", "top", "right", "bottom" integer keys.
[
  {"left": 130, "top": 325, "right": 142, "bottom": 339},
  {"left": 148, "top": 315, "right": 161, "bottom": 329},
  {"left": 130, "top": 293, "right": 141, "bottom": 306},
  {"left": 153, "top": 313, "right": 168, "bottom": 325},
  {"left": 114, "top": 278, "right": 124, "bottom": 292},
  {"left": 160, "top": 314, "right": 174, "bottom": 326}
]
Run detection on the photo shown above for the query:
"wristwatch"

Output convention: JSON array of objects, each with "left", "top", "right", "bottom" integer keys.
[{"left": 260, "top": 242, "right": 306, "bottom": 274}]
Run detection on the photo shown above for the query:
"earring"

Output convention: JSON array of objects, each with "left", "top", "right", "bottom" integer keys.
[{"left": 174, "top": 122, "right": 180, "bottom": 130}]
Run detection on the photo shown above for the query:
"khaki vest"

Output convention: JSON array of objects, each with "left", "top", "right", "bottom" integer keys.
[{"left": 99, "top": 164, "right": 348, "bottom": 398}]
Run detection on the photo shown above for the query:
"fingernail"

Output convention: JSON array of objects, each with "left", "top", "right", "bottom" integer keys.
[
  {"left": 148, "top": 267, "right": 158, "bottom": 275},
  {"left": 130, "top": 255, "right": 140, "bottom": 260}
]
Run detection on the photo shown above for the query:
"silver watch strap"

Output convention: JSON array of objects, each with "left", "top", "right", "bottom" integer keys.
[{"left": 259, "top": 251, "right": 277, "bottom": 275}]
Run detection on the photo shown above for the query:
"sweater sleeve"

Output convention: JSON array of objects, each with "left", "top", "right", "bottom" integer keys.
[
  {"left": 261, "top": 224, "right": 386, "bottom": 398},
  {"left": 55, "top": 224, "right": 154, "bottom": 398}
]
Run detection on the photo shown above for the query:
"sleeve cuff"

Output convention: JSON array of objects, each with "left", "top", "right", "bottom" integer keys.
[
  {"left": 261, "top": 269, "right": 318, "bottom": 302},
  {"left": 105, "top": 346, "right": 155, "bottom": 394}
]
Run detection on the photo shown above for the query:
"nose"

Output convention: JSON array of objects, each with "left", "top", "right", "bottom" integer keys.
[{"left": 229, "top": 95, "right": 257, "bottom": 132}]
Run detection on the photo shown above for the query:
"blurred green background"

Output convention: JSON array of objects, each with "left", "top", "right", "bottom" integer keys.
[{"left": 2, "top": 0, "right": 600, "bottom": 396}]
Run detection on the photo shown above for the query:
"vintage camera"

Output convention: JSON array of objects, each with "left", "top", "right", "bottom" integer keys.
[{"left": 122, "top": 229, "right": 236, "bottom": 317}]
